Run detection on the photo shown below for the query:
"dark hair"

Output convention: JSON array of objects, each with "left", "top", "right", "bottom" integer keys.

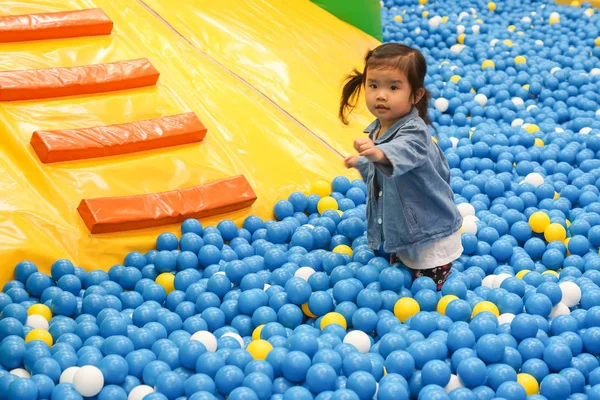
[{"left": 339, "top": 43, "right": 431, "bottom": 126}]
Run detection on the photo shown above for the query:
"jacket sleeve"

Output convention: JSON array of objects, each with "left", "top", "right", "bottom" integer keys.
[
  {"left": 356, "top": 156, "right": 370, "bottom": 182},
  {"left": 374, "top": 128, "right": 428, "bottom": 178}
]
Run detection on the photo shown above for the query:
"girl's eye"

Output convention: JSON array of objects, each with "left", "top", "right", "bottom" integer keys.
[
  {"left": 390, "top": 86, "right": 398, "bottom": 91},
  {"left": 369, "top": 84, "right": 377, "bottom": 89}
]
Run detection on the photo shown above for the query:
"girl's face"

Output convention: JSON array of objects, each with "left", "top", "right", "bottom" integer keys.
[{"left": 365, "top": 67, "right": 421, "bottom": 128}]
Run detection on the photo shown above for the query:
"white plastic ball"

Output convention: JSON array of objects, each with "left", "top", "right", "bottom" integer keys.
[
  {"left": 526, "top": 105, "right": 538, "bottom": 112},
  {"left": 73, "top": 365, "right": 104, "bottom": 397},
  {"left": 458, "top": 12, "right": 469, "bottom": 22},
  {"left": 302, "top": 224, "right": 315, "bottom": 230},
  {"left": 456, "top": 25, "right": 465, "bottom": 35},
  {"left": 535, "top": 40, "right": 544, "bottom": 46},
  {"left": 414, "top": 27, "right": 422, "bottom": 35},
  {"left": 492, "top": 273, "right": 512, "bottom": 289},
  {"left": 449, "top": 137, "right": 459, "bottom": 149},
  {"left": 555, "top": 127, "right": 565, "bottom": 133},
  {"left": 585, "top": 8, "right": 595, "bottom": 17},
  {"left": 450, "top": 44, "right": 465, "bottom": 54},
  {"left": 559, "top": 281, "right": 582, "bottom": 307},
  {"left": 435, "top": 98, "right": 449, "bottom": 112},
  {"left": 550, "top": 303, "right": 571, "bottom": 318},
  {"left": 470, "top": 7, "right": 477, "bottom": 14},
  {"left": 474, "top": 94, "right": 488, "bottom": 107},
  {"left": 551, "top": 67, "right": 561, "bottom": 75},
  {"left": 472, "top": 25, "right": 480, "bottom": 34},
  {"left": 521, "top": 16, "right": 532, "bottom": 24},
  {"left": 60, "top": 367, "right": 80, "bottom": 383},
  {"left": 490, "top": 39, "right": 499, "bottom": 47},
  {"left": 10, "top": 368, "right": 31, "bottom": 378},
  {"left": 512, "top": 97, "right": 525, "bottom": 107},
  {"left": 498, "top": 313, "right": 516, "bottom": 325},
  {"left": 263, "top": 284, "right": 271, "bottom": 291},
  {"left": 511, "top": 118, "right": 524, "bottom": 127},
  {"left": 580, "top": 127, "right": 592, "bottom": 135},
  {"left": 128, "top": 385, "right": 155, "bottom": 400},
  {"left": 450, "top": 65, "right": 458, "bottom": 71},
  {"left": 26, "top": 315, "right": 49, "bottom": 330},
  {"left": 482, "top": 275, "right": 496, "bottom": 289},
  {"left": 550, "top": 12, "right": 560, "bottom": 20},
  {"left": 428, "top": 16, "right": 441, "bottom": 28},
  {"left": 445, "top": 374, "right": 464, "bottom": 392},
  {"left": 524, "top": 173, "right": 545, "bottom": 188},
  {"left": 591, "top": 68, "right": 600, "bottom": 76},
  {"left": 191, "top": 331, "right": 218, "bottom": 352},
  {"left": 457, "top": 203, "right": 476, "bottom": 218},
  {"left": 294, "top": 266, "right": 316, "bottom": 281},
  {"left": 596, "top": 109, "right": 600, "bottom": 116},
  {"left": 222, "top": 332, "right": 245, "bottom": 348},
  {"left": 343, "top": 330, "right": 371, "bottom": 354},
  {"left": 462, "top": 219, "right": 478, "bottom": 235}
]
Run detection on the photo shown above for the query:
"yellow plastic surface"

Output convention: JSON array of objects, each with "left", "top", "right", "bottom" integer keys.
[
  {"left": 0, "top": 0, "right": 376, "bottom": 282},
  {"left": 142, "top": 0, "right": 380, "bottom": 156}
]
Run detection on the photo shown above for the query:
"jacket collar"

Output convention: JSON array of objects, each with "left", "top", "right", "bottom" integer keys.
[{"left": 363, "top": 107, "right": 418, "bottom": 144}]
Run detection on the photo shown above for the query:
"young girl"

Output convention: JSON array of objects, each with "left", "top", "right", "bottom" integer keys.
[{"left": 340, "top": 43, "right": 463, "bottom": 290}]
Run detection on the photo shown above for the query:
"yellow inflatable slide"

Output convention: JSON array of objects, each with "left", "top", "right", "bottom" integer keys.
[{"left": 0, "top": 0, "right": 379, "bottom": 281}]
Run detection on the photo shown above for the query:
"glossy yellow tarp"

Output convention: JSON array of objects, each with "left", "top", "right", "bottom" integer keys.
[{"left": 0, "top": 0, "right": 376, "bottom": 282}]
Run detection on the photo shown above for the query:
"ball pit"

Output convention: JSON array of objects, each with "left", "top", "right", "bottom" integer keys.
[{"left": 1, "top": 0, "right": 600, "bottom": 399}]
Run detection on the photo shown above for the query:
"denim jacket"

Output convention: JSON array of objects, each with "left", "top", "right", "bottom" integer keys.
[{"left": 355, "top": 107, "right": 462, "bottom": 254}]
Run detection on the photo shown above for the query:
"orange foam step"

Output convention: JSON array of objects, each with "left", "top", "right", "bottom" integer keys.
[
  {"left": 0, "top": 58, "right": 159, "bottom": 101},
  {"left": 78, "top": 175, "right": 257, "bottom": 234},
  {"left": 31, "top": 112, "right": 207, "bottom": 163},
  {"left": 0, "top": 8, "right": 113, "bottom": 43}
]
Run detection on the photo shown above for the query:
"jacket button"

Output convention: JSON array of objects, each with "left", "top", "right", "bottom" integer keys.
[
  {"left": 379, "top": 191, "right": 383, "bottom": 197},
  {"left": 378, "top": 218, "right": 382, "bottom": 224}
]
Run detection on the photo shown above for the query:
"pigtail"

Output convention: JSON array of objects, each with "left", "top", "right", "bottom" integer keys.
[
  {"left": 339, "top": 69, "right": 364, "bottom": 125},
  {"left": 415, "top": 88, "right": 433, "bottom": 127}
]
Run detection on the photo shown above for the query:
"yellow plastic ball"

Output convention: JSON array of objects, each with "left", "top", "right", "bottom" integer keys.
[
  {"left": 472, "top": 301, "right": 500, "bottom": 317},
  {"left": 441, "top": 16, "right": 449, "bottom": 23},
  {"left": 570, "top": 1, "right": 581, "bottom": 7},
  {"left": 549, "top": 16, "right": 560, "bottom": 25},
  {"left": 522, "top": 84, "right": 530, "bottom": 90},
  {"left": 333, "top": 245, "right": 353, "bottom": 257},
  {"left": 437, "top": 295, "right": 459, "bottom": 315},
  {"left": 553, "top": 192, "right": 560, "bottom": 200},
  {"left": 320, "top": 312, "right": 348, "bottom": 330},
  {"left": 595, "top": 37, "right": 600, "bottom": 47},
  {"left": 482, "top": 60, "right": 495, "bottom": 70},
  {"left": 302, "top": 302, "right": 317, "bottom": 318},
  {"left": 25, "top": 328, "right": 53, "bottom": 347},
  {"left": 422, "top": 11, "right": 429, "bottom": 18},
  {"left": 534, "top": 138, "right": 544, "bottom": 147},
  {"left": 566, "top": 219, "right": 571, "bottom": 228},
  {"left": 247, "top": 340, "right": 273, "bottom": 360},
  {"left": 394, "top": 15, "right": 403, "bottom": 23},
  {"left": 317, "top": 196, "right": 338, "bottom": 214},
  {"left": 488, "top": 2, "right": 496, "bottom": 11},
  {"left": 432, "top": 137, "right": 438, "bottom": 144},
  {"left": 586, "top": 8, "right": 595, "bottom": 17},
  {"left": 28, "top": 304, "right": 52, "bottom": 322},
  {"left": 310, "top": 180, "right": 331, "bottom": 198},
  {"left": 508, "top": 25, "right": 516, "bottom": 32},
  {"left": 450, "top": 75, "right": 461, "bottom": 83},
  {"left": 156, "top": 273, "right": 175, "bottom": 294},
  {"left": 394, "top": 298, "right": 420, "bottom": 323},
  {"left": 419, "top": 0, "right": 428, "bottom": 4},
  {"left": 515, "top": 56, "right": 527, "bottom": 65},
  {"left": 542, "top": 270, "right": 559, "bottom": 278},
  {"left": 517, "top": 373, "right": 539, "bottom": 396},
  {"left": 525, "top": 124, "right": 540, "bottom": 133},
  {"left": 516, "top": 270, "right": 531, "bottom": 279},
  {"left": 529, "top": 211, "right": 550, "bottom": 234},
  {"left": 503, "top": 39, "right": 514, "bottom": 47},
  {"left": 457, "top": 34, "right": 466, "bottom": 44},
  {"left": 544, "top": 223, "right": 567, "bottom": 242},
  {"left": 252, "top": 324, "right": 265, "bottom": 341}
]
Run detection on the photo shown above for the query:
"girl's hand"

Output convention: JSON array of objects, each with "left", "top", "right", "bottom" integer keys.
[
  {"left": 344, "top": 155, "right": 358, "bottom": 168},
  {"left": 354, "top": 138, "right": 386, "bottom": 162}
]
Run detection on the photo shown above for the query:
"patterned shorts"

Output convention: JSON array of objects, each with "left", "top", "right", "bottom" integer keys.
[{"left": 391, "top": 255, "right": 452, "bottom": 291}]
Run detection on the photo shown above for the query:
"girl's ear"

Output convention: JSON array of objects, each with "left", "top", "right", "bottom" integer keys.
[{"left": 413, "top": 88, "right": 426, "bottom": 104}]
